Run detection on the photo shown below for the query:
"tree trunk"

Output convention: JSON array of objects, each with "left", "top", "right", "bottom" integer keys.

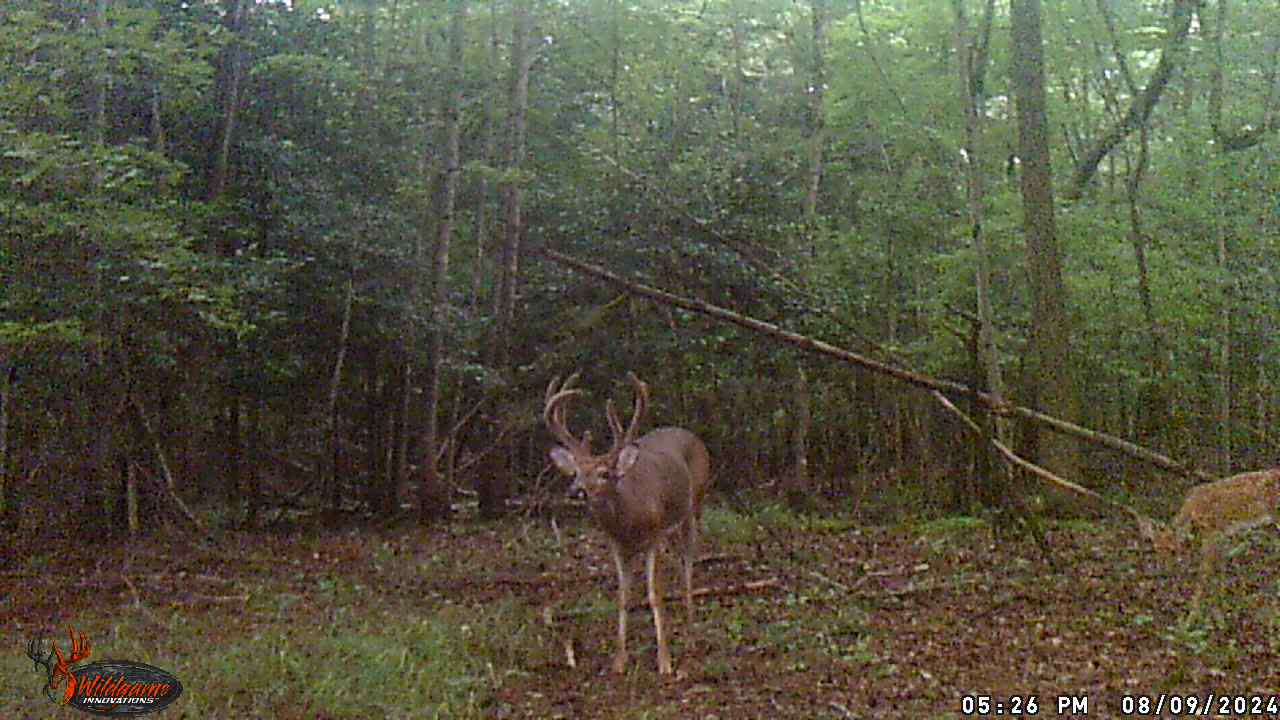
[
  {"left": 91, "top": 0, "right": 109, "bottom": 147},
  {"left": 802, "top": 0, "right": 827, "bottom": 229},
  {"left": 394, "top": 361, "right": 411, "bottom": 506},
  {"left": 1010, "top": 0, "right": 1079, "bottom": 482},
  {"left": 494, "top": 0, "right": 532, "bottom": 368},
  {"left": 246, "top": 396, "right": 260, "bottom": 528},
  {"left": 1213, "top": 188, "right": 1233, "bottom": 474},
  {"left": 225, "top": 393, "right": 242, "bottom": 512},
  {"left": 472, "top": 7, "right": 500, "bottom": 311},
  {"left": 365, "top": 347, "right": 385, "bottom": 512},
  {"left": 0, "top": 364, "right": 11, "bottom": 530},
  {"left": 419, "top": 0, "right": 465, "bottom": 524},
  {"left": 326, "top": 271, "right": 355, "bottom": 512},
  {"left": 1209, "top": 0, "right": 1234, "bottom": 474},
  {"left": 389, "top": 358, "right": 408, "bottom": 508},
  {"left": 785, "top": 365, "right": 811, "bottom": 510},
  {"left": 125, "top": 460, "right": 139, "bottom": 537},
  {"left": 955, "top": 0, "right": 1003, "bottom": 510},
  {"left": 208, "top": 0, "right": 248, "bottom": 202}
]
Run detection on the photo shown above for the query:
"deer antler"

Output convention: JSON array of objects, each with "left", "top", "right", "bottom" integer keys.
[
  {"left": 607, "top": 372, "right": 649, "bottom": 454},
  {"left": 544, "top": 372, "right": 591, "bottom": 454}
]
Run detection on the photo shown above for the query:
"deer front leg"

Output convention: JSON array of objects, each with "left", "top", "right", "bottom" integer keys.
[
  {"left": 1192, "top": 538, "right": 1220, "bottom": 613},
  {"left": 610, "top": 543, "right": 630, "bottom": 674},
  {"left": 646, "top": 544, "right": 672, "bottom": 675}
]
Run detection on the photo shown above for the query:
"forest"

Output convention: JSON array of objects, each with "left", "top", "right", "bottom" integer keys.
[{"left": 3, "top": 0, "right": 1279, "bottom": 717}]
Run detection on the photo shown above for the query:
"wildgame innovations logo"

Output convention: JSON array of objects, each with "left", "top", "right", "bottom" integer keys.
[{"left": 26, "top": 627, "right": 183, "bottom": 716}]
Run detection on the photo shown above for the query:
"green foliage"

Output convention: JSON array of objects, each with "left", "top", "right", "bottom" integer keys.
[
  {"left": 706, "top": 503, "right": 857, "bottom": 545},
  {"left": 2, "top": 0, "right": 1279, "bottom": 524}
]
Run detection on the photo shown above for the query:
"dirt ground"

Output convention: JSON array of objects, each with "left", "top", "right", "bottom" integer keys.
[{"left": 5, "top": 505, "right": 1280, "bottom": 718}]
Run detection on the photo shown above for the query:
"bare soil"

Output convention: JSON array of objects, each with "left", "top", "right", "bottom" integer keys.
[{"left": 5, "top": 507, "right": 1279, "bottom": 718}]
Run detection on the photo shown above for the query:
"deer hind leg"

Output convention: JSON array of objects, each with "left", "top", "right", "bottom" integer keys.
[
  {"left": 645, "top": 544, "right": 672, "bottom": 675},
  {"left": 610, "top": 543, "right": 630, "bottom": 674},
  {"left": 680, "top": 519, "right": 696, "bottom": 624}
]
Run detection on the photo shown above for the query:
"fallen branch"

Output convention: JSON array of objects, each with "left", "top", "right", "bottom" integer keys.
[
  {"left": 540, "top": 248, "right": 1209, "bottom": 483},
  {"left": 930, "top": 390, "right": 1153, "bottom": 527},
  {"left": 122, "top": 552, "right": 167, "bottom": 628},
  {"left": 130, "top": 395, "right": 208, "bottom": 534},
  {"left": 178, "top": 593, "right": 250, "bottom": 604},
  {"left": 688, "top": 577, "right": 781, "bottom": 600}
]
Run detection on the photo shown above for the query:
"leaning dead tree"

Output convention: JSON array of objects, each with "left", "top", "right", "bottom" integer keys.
[{"left": 540, "top": 248, "right": 1212, "bottom": 507}]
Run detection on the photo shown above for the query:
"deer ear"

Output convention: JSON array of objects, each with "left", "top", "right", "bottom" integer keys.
[
  {"left": 614, "top": 444, "right": 640, "bottom": 475},
  {"left": 549, "top": 446, "right": 579, "bottom": 476}
]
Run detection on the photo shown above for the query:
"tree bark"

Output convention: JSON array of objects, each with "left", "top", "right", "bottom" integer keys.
[
  {"left": 208, "top": 0, "right": 248, "bottom": 202},
  {"left": 1208, "top": 0, "right": 1237, "bottom": 474},
  {"left": 494, "top": 0, "right": 533, "bottom": 368},
  {"left": 785, "top": 365, "right": 812, "bottom": 510},
  {"left": 472, "top": 4, "right": 501, "bottom": 311},
  {"left": 802, "top": 0, "right": 827, "bottom": 226},
  {"left": 225, "top": 390, "right": 242, "bottom": 511},
  {"left": 1, "top": 364, "right": 13, "bottom": 529},
  {"left": 1011, "top": 0, "right": 1079, "bottom": 482},
  {"left": 246, "top": 397, "right": 260, "bottom": 528},
  {"left": 955, "top": 0, "right": 1003, "bottom": 510},
  {"left": 419, "top": 0, "right": 465, "bottom": 523},
  {"left": 365, "top": 347, "right": 385, "bottom": 512},
  {"left": 91, "top": 0, "right": 109, "bottom": 147},
  {"left": 125, "top": 461, "right": 139, "bottom": 537},
  {"left": 326, "top": 271, "right": 355, "bottom": 512}
]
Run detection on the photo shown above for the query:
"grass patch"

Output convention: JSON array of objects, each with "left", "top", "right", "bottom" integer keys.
[
  {"left": 705, "top": 503, "right": 858, "bottom": 545},
  {"left": 914, "top": 516, "right": 987, "bottom": 536},
  {"left": 1, "top": 600, "right": 536, "bottom": 719}
]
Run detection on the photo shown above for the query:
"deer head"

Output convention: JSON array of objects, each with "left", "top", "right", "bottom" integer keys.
[{"left": 544, "top": 371, "right": 649, "bottom": 497}]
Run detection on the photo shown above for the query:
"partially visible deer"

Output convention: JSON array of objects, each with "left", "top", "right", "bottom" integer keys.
[
  {"left": 1138, "top": 467, "right": 1280, "bottom": 612},
  {"left": 544, "top": 372, "right": 711, "bottom": 675}
]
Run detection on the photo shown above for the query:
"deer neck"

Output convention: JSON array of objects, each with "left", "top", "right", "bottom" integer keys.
[{"left": 587, "top": 454, "right": 687, "bottom": 555}]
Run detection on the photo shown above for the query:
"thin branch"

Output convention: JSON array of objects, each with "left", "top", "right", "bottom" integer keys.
[
  {"left": 540, "top": 248, "right": 1210, "bottom": 483},
  {"left": 130, "top": 395, "right": 208, "bottom": 534},
  {"left": 1068, "top": 0, "right": 1197, "bottom": 197},
  {"left": 930, "top": 390, "right": 1149, "bottom": 525}
]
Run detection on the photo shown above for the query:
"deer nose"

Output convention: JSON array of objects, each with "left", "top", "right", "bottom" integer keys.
[{"left": 566, "top": 480, "right": 586, "bottom": 501}]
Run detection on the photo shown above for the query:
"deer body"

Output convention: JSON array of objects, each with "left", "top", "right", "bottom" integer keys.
[
  {"left": 1141, "top": 468, "right": 1280, "bottom": 612},
  {"left": 545, "top": 374, "right": 711, "bottom": 675},
  {"left": 587, "top": 428, "right": 709, "bottom": 553}
]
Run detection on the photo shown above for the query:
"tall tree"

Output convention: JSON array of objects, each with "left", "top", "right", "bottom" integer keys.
[
  {"left": 494, "top": 0, "right": 534, "bottom": 368},
  {"left": 954, "top": 0, "right": 1003, "bottom": 509},
  {"left": 420, "top": 0, "right": 465, "bottom": 523},
  {"left": 802, "top": 0, "right": 827, "bottom": 224},
  {"left": 208, "top": 0, "right": 248, "bottom": 202},
  {"left": 1011, "top": 0, "right": 1079, "bottom": 479}
]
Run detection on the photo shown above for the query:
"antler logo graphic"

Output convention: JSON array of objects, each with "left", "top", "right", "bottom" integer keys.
[{"left": 27, "top": 627, "right": 92, "bottom": 705}]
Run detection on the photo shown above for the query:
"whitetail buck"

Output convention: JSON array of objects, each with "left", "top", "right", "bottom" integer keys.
[
  {"left": 1138, "top": 467, "right": 1280, "bottom": 612},
  {"left": 544, "top": 372, "right": 711, "bottom": 675}
]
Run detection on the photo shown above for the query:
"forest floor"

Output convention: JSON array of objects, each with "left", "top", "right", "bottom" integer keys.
[{"left": 4, "top": 501, "right": 1280, "bottom": 719}]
